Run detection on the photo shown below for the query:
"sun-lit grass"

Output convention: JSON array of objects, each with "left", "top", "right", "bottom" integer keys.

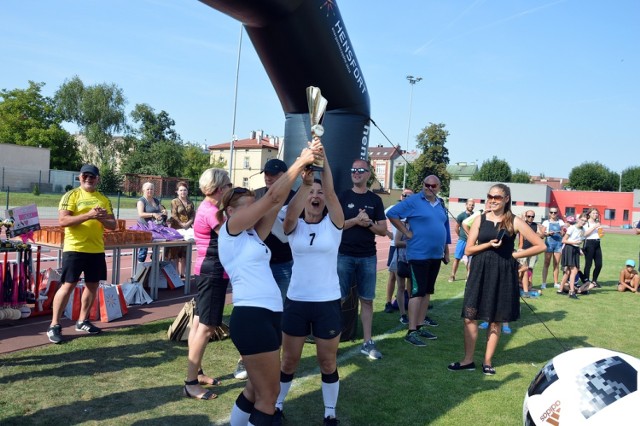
[{"left": 1, "top": 234, "right": 639, "bottom": 425}]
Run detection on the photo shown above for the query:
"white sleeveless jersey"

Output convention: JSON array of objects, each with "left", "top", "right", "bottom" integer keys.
[
  {"left": 287, "top": 215, "right": 342, "bottom": 302},
  {"left": 218, "top": 222, "right": 283, "bottom": 312}
]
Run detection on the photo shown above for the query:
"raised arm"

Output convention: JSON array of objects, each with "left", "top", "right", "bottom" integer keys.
[
  {"left": 227, "top": 144, "right": 318, "bottom": 238},
  {"left": 283, "top": 168, "right": 313, "bottom": 234},
  {"left": 319, "top": 147, "right": 344, "bottom": 229}
]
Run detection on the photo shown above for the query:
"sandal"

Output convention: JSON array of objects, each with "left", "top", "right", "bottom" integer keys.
[
  {"left": 448, "top": 361, "right": 476, "bottom": 371},
  {"left": 198, "top": 369, "right": 221, "bottom": 386},
  {"left": 183, "top": 379, "right": 217, "bottom": 400},
  {"left": 482, "top": 364, "right": 496, "bottom": 375}
]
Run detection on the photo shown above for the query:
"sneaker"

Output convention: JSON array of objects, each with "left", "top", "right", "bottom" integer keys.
[
  {"left": 47, "top": 324, "right": 63, "bottom": 344},
  {"left": 360, "top": 340, "right": 382, "bottom": 359},
  {"left": 384, "top": 302, "right": 394, "bottom": 313},
  {"left": 569, "top": 292, "right": 579, "bottom": 300},
  {"left": 422, "top": 316, "right": 439, "bottom": 327},
  {"left": 234, "top": 359, "right": 248, "bottom": 380},
  {"left": 502, "top": 325, "right": 512, "bottom": 334},
  {"left": 399, "top": 314, "right": 408, "bottom": 325},
  {"left": 75, "top": 320, "right": 101, "bottom": 334},
  {"left": 540, "top": 283, "right": 547, "bottom": 289},
  {"left": 417, "top": 328, "right": 437, "bottom": 340},
  {"left": 404, "top": 331, "right": 426, "bottom": 347},
  {"left": 448, "top": 276, "right": 455, "bottom": 283},
  {"left": 553, "top": 283, "right": 561, "bottom": 289},
  {"left": 324, "top": 416, "right": 340, "bottom": 425},
  {"left": 478, "top": 322, "right": 489, "bottom": 329}
]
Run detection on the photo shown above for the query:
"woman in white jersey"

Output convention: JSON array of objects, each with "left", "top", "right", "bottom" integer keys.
[
  {"left": 217, "top": 143, "right": 318, "bottom": 426},
  {"left": 275, "top": 150, "right": 344, "bottom": 425}
]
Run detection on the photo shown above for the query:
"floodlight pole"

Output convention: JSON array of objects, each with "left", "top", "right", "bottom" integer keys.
[
  {"left": 228, "top": 24, "right": 243, "bottom": 183},
  {"left": 402, "top": 75, "right": 422, "bottom": 190}
]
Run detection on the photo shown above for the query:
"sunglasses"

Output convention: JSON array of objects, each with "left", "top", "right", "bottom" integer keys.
[
  {"left": 423, "top": 183, "right": 438, "bottom": 189},
  {"left": 526, "top": 215, "right": 535, "bottom": 218},
  {"left": 351, "top": 168, "right": 369, "bottom": 174},
  {"left": 486, "top": 194, "right": 505, "bottom": 201},
  {"left": 401, "top": 194, "right": 409, "bottom": 198},
  {"left": 81, "top": 174, "right": 97, "bottom": 180},
  {"left": 232, "top": 187, "right": 249, "bottom": 195},
  {"left": 549, "top": 211, "right": 558, "bottom": 214}
]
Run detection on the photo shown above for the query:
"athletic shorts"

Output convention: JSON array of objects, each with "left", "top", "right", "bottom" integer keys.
[
  {"left": 386, "top": 246, "right": 397, "bottom": 267},
  {"left": 518, "top": 254, "right": 538, "bottom": 269},
  {"left": 408, "top": 259, "right": 441, "bottom": 297},
  {"left": 60, "top": 252, "right": 107, "bottom": 284},
  {"left": 282, "top": 298, "right": 342, "bottom": 340},
  {"left": 195, "top": 275, "right": 229, "bottom": 327},
  {"left": 230, "top": 306, "right": 282, "bottom": 356},
  {"left": 454, "top": 240, "right": 467, "bottom": 260},
  {"left": 388, "top": 250, "right": 398, "bottom": 273}
]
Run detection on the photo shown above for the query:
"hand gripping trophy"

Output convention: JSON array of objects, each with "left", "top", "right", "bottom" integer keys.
[{"left": 306, "top": 86, "right": 328, "bottom": 171}]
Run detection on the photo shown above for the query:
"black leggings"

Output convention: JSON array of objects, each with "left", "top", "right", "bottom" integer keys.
[{"left": 583, "top": 239, "right": 602, "bottom": 282}]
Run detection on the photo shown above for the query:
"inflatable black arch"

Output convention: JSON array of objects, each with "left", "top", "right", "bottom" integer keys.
[{"left": 200, "top": 0, "right": 371, "bottom": 194}]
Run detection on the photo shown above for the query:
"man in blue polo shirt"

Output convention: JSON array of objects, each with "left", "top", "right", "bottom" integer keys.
[{"left": 386, "top": 175, "right": 451, "bottom": 347}]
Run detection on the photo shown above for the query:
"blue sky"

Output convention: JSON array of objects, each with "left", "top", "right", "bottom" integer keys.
[{"left": 2, "top": 0, "right": 638, "bottom": 178}]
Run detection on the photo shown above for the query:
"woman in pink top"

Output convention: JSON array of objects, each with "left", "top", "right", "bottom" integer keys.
[{"left": 183, "top": 168, "right": 231, "bottom": 400}]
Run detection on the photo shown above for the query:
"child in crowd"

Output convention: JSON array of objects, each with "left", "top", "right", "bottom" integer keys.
[
  {"left": 560, "top": 214, "right": 588, "bottom": 299},
  {"left": 618, "top": 259, "right": 639, "bottom": 293}
]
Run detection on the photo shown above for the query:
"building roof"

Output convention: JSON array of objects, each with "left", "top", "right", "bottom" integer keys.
[
  {"left": 208, "top": 136, "right": 279, "bottom": 151},
  {"left": 447, "top": 162, "right": 478, "bottom": 176},
  {"left": 530, "top": 176, "right": 568, "bottom": 190},
  {"left": 368, "top": 145, "right": 401, "bottom": 160}
]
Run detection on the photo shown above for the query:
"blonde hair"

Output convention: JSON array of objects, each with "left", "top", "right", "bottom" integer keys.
[
  {"left": 199, "top": 168, "right": 230, "bottom": 196},
  {"left": 142, "top": 181, "right": 154, "bottom": 191}
]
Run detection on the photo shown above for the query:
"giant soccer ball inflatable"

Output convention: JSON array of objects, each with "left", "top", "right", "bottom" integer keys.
[{"left": 523, "top": 347, "right": 640, "bottom": 425}]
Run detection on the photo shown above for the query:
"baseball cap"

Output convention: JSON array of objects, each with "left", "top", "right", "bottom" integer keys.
[
  {"left": 262, "top": 159, "right": 287, "bottom": 175},
  {"left": 565, "top": 215, "right": 576, "bottom": 224},
  {"left": 625, "top": 259, "right": 636, "bottom": 267},
  {"left": 80, "top": 164, "right": 100, "bottom": 176}
]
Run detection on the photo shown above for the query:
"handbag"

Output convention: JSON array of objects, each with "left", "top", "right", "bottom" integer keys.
[{"left": 167, "top": 298, "right": 230, "bottom": 342}]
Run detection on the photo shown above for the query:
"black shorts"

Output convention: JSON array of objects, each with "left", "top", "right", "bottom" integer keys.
[
  {"left": 386, "top": 246, "right": 397, "bottom": 267},
  {"left": 408, "top": 259, "right": 441, "bottom": 297},
  {"left": 195, "top": 275, "right": 229, "bottom": 327},
  {"left": 282, "top": 298, "right": 342, "bottom": 340},
  {"left": 230, "top": 307, "right": 282, "bottom": 356},
  {"left": 60, "top": 252, "right": 107, "bottom": 284}
]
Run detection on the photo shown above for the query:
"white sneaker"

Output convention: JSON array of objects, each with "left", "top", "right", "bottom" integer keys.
[
  {"left": 554, "top": 283, "right": 561, "bottom": 289},
  {"left": 233, "top": 359, "right": 248, "bottom": 380},
  {"left": 540, "top": 283, "right": 547, "bottom": 289}
]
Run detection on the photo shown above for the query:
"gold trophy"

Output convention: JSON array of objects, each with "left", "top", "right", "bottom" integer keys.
[{"left": 306, "top": 86, "right": 328, "bottom": 171}]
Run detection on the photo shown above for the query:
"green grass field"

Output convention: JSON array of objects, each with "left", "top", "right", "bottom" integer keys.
[{"left": 1, "top": 234, "right": 639, "bottom": 425}]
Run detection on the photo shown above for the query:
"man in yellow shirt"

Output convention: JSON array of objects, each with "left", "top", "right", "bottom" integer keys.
[{"left": 47, "top": 164, "right": 117, "bottom": 344}]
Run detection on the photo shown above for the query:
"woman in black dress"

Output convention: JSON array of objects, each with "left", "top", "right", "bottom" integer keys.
[{"left": 448, "top": 184, "right": 545, "bottom": 375}]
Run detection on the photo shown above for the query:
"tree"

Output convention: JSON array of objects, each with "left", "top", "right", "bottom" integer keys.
[
  {"left": 97, "top": 165, "right": 124, "bottom": 195},
  {"left": 568, "top": 162, "right": 618, "bottom": 191},
  {"left": 0, "top": 81, "right": 80, "bottom": 170},
  {"left": 511, "top": 169, "right": 531, "bottom": 184},
  {"left": 471, "top": 156, "right": 512, "bottom": 182},
  {"left": 54, "top": 76, "right": 128, "bottom": 167},
  {"left": 181, "top": 143, "right": 221, "bottom": 188},
  {"left": 621, "top": 166, "right": 640, "bottom": 192},
  {"left": 408, "top": 123, "right": 450, "bottom": 194}
]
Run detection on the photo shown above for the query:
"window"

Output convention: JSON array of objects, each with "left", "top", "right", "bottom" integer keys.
[
  {"left": 564, "top": 207, "right": 575, "bottom": 217},
  {"left": 375, "top": 163, "right": 385, "bottom": 176},
  {"left": 604, "top": 209, "right": 615, "bottom": 220},
  {"left": 243, "top": 157, "right": 250, "bottom": 169},
  {"left": 523, "top": 202, "right": 539, "bottom": 207},
  {"left": 623, "top": 210, "right": 629, "bottom": 221},
  {"left": 242, "top": 177, "right": 249, "bottom": 188}
]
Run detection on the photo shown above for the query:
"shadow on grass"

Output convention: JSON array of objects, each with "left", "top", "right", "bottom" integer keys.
[
  {"left": 0, "top": 337, "right": 185, "bottom": 384},
  {"left": 0, "top": 386, "right": 209, "bottom": 426}
]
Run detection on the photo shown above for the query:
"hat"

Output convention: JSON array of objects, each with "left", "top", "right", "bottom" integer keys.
[
  {"left": 625, "top": 259, "right": 636, "bottom": 268},
  {"left": 262, "top": 159, "right": 287, "bottom": 175},
  {"left": 565, "top": 215, "right": 576, "bottom": 224},
  {"left": 80, "top": 164, "right": 100, "bottom": 176}
]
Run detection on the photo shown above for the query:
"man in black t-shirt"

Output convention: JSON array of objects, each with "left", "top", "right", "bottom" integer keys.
[
  {"left": 338, "top": 158, "right": 387, "bottom": 359},
  {"left": 254, "top": 158, "right": 295, "bottom": 302}
]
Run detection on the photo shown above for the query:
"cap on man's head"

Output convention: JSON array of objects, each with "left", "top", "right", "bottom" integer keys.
[
  {"left": 262, "top": 159, "right": 287, "bottom": 175},
  {"left": 80, "top": 164, "right": 100, "bottom": 176},
  {"left": 625, "top": 259, "right": 636, "bottom": 268}
]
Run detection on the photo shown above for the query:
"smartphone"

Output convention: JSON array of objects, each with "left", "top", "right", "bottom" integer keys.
[{"left": 496, "top": 229, "right": 506, "bottom": 241}]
